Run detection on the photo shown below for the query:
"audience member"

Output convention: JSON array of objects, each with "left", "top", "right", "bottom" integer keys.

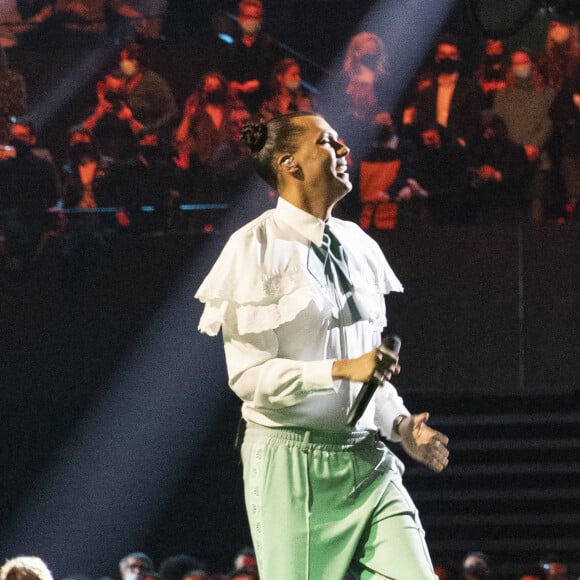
[
  {"left": 30, "top": 0, "right": 145, "bottom": 44},
  {"left": 549, "top": 61, "right": 580, "bottom": 220},
  {"left": 98, "top": 128, "right": 182, "bottom": 232},
  {"left": 82, "top": 70, "right": 138, "bottom": 164},
  {"left": 118, "top": 41, "right": 178, "bottom": 134},
  {"left": 357, "top": 113, "right": 423, "bottom": 230},
  {"left": 414, "top": 121, "right": 472, "bottom": 225},
  {"left": 0, "top": 557, "right": 54, "bottom": 580},
  {"left": 259, "top": 57, "right": 316, "bottom": 122},
  {"left": 538, "top": 554, "right": 569, "bottom": 580},
  {"left": 231, "top": 546, "right": 257, "bottom": 573},
  {"left": 469, "top": 111, "right": 529, "bottom": 224},
  {"left": 62, "top": 139, "right": 105, "bottom": 209},
  {"left": 225, "top": 0, "right": 284, "bottom": 113},
  {"left": 0, "top": 47, "right": 27, "bottom": 145},
  {"left": 538, "top": 19, "right": 580, "bottom": 92},
  {"left": 475, "top": 38, "right": 508, "bottom": 108},
  {"left": 0, "top": 119, "right": 60, "bottom": 269},
  {"left": 414, "top": 33, "right": 483, "bottom": 149},
  {"left": 462, "top": 551, "right": 495, "bottom": 580},
  {"left": 329, "top": 31, "right": 391, "bottom": 222},
  {"left": 158, "top": 555, "right": 200, "bottom": 580},
  {"left": 119, "top": 552, "right": 155, "bottom": 580},
  {"left": 212, "top": 105, "right": 254, "bottom": 201},
  {"left": 493, "top": 48, "right": 556, "bottom": 222},
  {"left": 175, "top": 71, "right": 233, "bottom": 202},
  {"left": 336, "top": 31, "right": 389, "bottom": 127},
  {"left": 230, "top": 569, "right": 259, "bottom": 580},
  {"left": 0, "top": 0, "right": 52, "bottom": 47},
  {"left": 519, "top": 564, "right": 548, "bottom": 580},
  {"left": 180, "top": 573, "right": 209, "bottom": 580}
]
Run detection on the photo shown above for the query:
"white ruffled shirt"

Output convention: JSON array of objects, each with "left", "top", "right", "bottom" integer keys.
[{"left": 195, "top": 197, "right": 410, "bottom": 437}]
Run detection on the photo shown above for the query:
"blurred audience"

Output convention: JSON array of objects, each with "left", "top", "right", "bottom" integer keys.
[
  {"left": 225, "top": 0, "right": 284, "bottom": 114},
  {"left": 0, "top": 47, "right": 27, "bottom": 145},
  {"left": 538, "top": 19, "right": 580, "bottom": 92},
  {"left": 475, "top": 38, "right": 509, "bottom": 108},
  {"left": 549, "top": 61, "right": 580, "bottom": 221},
  {"left": 414, "top": 33, "right": 483, "bottom": 149},
  {"left": 0, "top": 557, "right": 53, "bottom": 580},
  {"left": 117, "top": 41, "right": 178, "bottom": 134},
  {"left": 493, "top": 48, "right": 556, "bottom": 222},
  {"left": 259, "top": 57, "right": 316, "bottom": 122}
]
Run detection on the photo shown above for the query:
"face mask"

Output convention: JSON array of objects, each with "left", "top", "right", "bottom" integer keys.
[
  {"left": 513, "top": 64, "right": 531, "bottom": 79},
  {"left": 437, "top": 58, "right": 459, "bottom": 74},
  {"left": 124, "top": 573, "right": 140, "bottom": 580},
  {"left": 285, "top": 79, "right": 301, "bottom": 91},
  {"left": 120, "top": 59, "right": 138, "bottom": 78},
  {"left": 360, "top": 53, "right": 379, "bottom": 70},
  {"left": 240, "top": 20, "right": 261, "bottom": 35},
  {"left": 205, "top": 89, "right": 227, "bottom": 104}
]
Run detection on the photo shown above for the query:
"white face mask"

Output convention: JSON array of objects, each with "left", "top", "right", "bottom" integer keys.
[
  {"left": 120, "top": 59, "right": 138, "bottom": 78},
  {"left": 513, "top": 64, "right": 531, "bottom": 79},
  {"left": 240, "top": 20, "right": 261, "bottom": 35},
  {"left": 124, "top": 572, "right": 140, "bottom": 580},
  {"left": 285, "top": 79, "right": 301, "bottom": 91}
]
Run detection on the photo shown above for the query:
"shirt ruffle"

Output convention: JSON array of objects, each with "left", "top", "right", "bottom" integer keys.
[{"left": 195, "top": 211, "right": 403, "bottom": 336}]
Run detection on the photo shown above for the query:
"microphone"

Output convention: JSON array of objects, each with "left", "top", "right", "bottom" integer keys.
[{"left": 346, "top": 335, "right": 401, "bottom": 428}]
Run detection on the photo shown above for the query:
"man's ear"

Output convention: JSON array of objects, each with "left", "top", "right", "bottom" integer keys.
[{"left": 279, "top": 154, "right": 298, "bottom": 171}]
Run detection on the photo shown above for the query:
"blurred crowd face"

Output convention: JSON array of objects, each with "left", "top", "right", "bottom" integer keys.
[
  {"left": 278, "top": 63, "right": 301, "bottom": 91},
  {"left": 121, "top": 557, "right": 152, "bottom": 580},
  {"left": 238, "top": 3, "right": 262, "bottom": 36},
  {"left": 543, "top": 561, "right": 567, "bottom": 580},
  {"left": 511, "top": 50, "right": 532, "bottom": 79},
  {"left": 485, "top": 39, "right": 504, "bottom": 56},
  {"left": 436, "top": 42, "right": 460, "bottom": 63},
  {"left": 229, "top": 108, "right": 250, "bottom": 141},
  {"left": 548, "top": 20, "right": 572, "bottom": 45}
]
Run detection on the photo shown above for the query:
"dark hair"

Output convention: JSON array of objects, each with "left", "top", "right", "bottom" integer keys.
[
  {"left": 241, "top": 111, "right": 317, "bottom": 188},
  {"left": 158, "top": 555, "right": 200, "bottom": 580},
  {"left": 119, "top": 553, "right": 154, "bottom": 572}
]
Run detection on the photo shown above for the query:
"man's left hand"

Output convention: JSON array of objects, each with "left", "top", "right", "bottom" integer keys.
[{"left": 399, "top": 412, "right": 449, "bottom": 473}]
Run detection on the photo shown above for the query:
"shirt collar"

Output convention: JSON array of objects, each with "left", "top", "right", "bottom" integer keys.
[{"left": 275, "top": 196, "right": 326, "bottom": 246}]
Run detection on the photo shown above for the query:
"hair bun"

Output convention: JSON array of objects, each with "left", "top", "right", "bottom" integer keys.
[{"left": 241, "top": 121, "right": 268, "bottom": 152}]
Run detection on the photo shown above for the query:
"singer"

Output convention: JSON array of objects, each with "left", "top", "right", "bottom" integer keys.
[{"left": 195, "top": 112, "right": 449, "bottom": 579}]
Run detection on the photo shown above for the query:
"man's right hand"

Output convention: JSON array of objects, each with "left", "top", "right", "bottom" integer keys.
[{"left": 332, "top": 348, "right": 399, "bottom": 383}]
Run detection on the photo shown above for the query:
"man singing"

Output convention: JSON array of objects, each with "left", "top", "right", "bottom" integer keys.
[{"left": 195, "top": 112, "right": 449, "bottom": 579}]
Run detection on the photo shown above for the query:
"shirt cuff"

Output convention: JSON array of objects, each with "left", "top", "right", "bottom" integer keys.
[{"left": 302, "top": 359, "right": 337, "bottom": 392}]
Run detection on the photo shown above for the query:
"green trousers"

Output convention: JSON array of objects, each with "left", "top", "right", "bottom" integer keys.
[{"left": 241, "top": 422, "right": 438, "bottom": 580}]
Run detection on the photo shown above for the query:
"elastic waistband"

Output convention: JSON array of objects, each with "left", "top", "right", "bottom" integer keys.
[{"left": 243, "top": 421, "right": 378, "bottom": 451}]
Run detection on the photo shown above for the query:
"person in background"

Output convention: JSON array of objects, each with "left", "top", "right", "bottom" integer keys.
[
  {"left": 259, "top": 57, "right": 316, "bottom": 122},
  {"left": 0, "top": 557, "right": 54, "bottom": 580},
  {"left": 414, "top": 33, "right": 483, "bottom": 149},
  {"left": 0, "top": 47, "right": 26, "bottom": 145},
  {"left": 538, "top": 19, "right": 580, "bottom": 92},
  {"left": 493, "top": 48, "right": 555, "bottom": 222},
  {"left": 119, "top": 552, "right": 155, "bottom": 580},
  {"left": 118, "top": 41, "right": 178, "bottom": 134},
  {"left": 462, "top": 551, "right": 495, "bottom": 580},
  {"left": 225, "top": 0, "right": 284, "bottom": 113},
  {"left": 195, "top": 111, "right": 449, "bottom": 579},
  {"left": 175, "top": 71, "right": 233, "bottom": 203},
  {"left": 469, "top": 111, "right": 529, "bottom": 224},
  {"left": 549, "top": 61, "right": 580, "bottom": 221},
  {"left": 475, "top": 38, "right": 508, "bottom": 108}
]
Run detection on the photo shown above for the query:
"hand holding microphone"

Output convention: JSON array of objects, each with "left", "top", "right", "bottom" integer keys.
[{"left": 346, "top": 335, "right": 401, "bottom": 428}]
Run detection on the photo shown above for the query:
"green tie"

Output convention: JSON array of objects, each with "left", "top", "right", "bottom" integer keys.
[{"left": 312, "top": 225, "right": 361, "bottom": 322}]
